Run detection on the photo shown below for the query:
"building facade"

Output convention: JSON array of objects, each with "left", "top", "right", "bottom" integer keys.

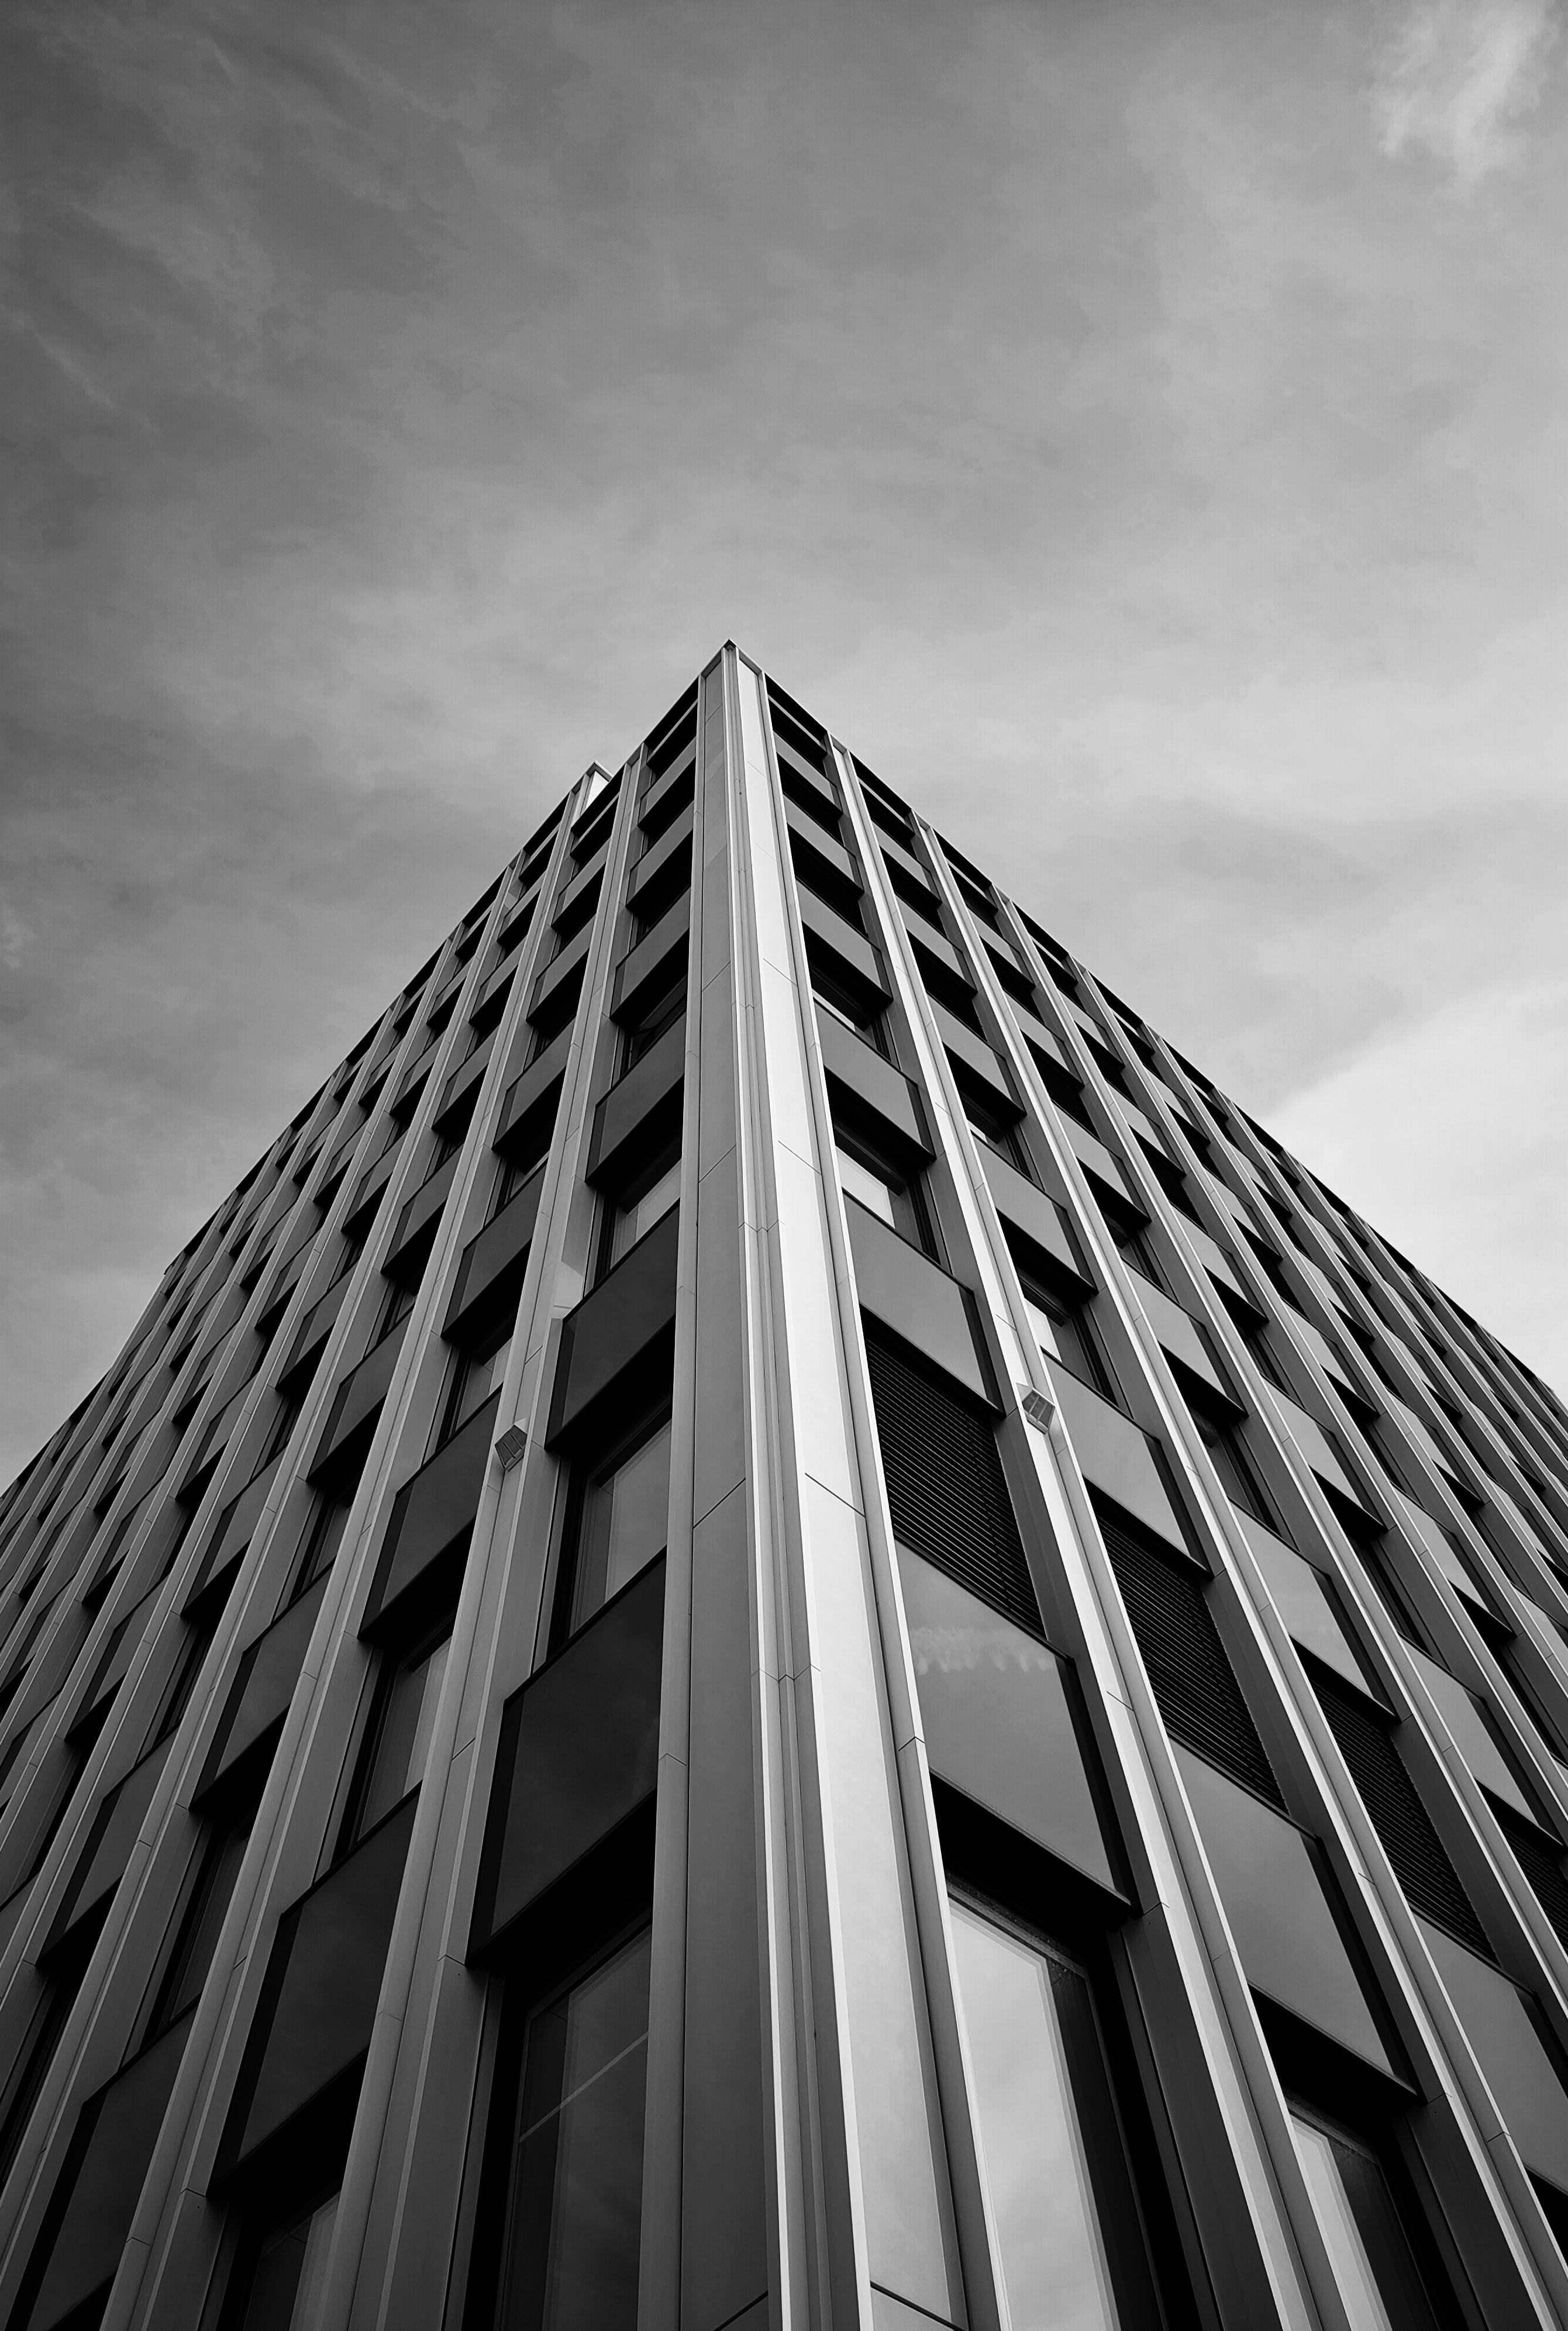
[{"left": 1, "top": 645, "right": 1567, "bottom": 2331}]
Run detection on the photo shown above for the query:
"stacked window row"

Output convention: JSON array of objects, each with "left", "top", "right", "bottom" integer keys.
[{"left": 0, "top": 656, "right": 1564, "bottom": 2330}]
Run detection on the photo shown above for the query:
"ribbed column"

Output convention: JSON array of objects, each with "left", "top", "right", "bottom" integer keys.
[{"left": 721, "top": 649, "right": 967, "bottom": 2331}]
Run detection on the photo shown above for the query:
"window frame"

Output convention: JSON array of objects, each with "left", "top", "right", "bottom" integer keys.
[
  {"left": 1018, "top": 1266, "right": 1115, "bottom": 1403},
  {"left": 551, "top": 1403, "right": 675, "bottom": 1653},
  {"left": 832, "top": 1126, "right": 933, "bottom": 1257},
  {"left": 1284, "top": 2093, "right": 1464, "bottom": 2331},
  {"left": 595, "top": 1138, "right": 682, "bottom": 1284},
  {"left": 333, "top": 1611, "right": 454, "bottom": 1863},
  {"left": 463, "top": 1906, "right": 655, "bottom": 2331},
  {"left": 621, "top": 974, "right": 686, "bottom": 1071},
  {"left": 946, "top": 1882, "right": 1195, "bottom": 2331}
]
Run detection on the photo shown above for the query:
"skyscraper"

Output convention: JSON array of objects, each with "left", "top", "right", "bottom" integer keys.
[{"left": 1, "top": 642, "right": 1567, "bottom": 2331}]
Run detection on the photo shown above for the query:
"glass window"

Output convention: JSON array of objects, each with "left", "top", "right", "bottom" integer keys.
[
  {"left": 836, "top": 1144, "right": 895, "bottom": 1226},
  {"left": 342, "top": 1632, "right": 450, "bottom": 1851},
  {"left": 495, "top": 1146, "right": 545, "bottom": 1216},
  {"left": 1290, "top": 2104, "right": 1448, "bottom": 2331},
  {"left": 233, "top": 2188, "right": 340, "bottom": 2331},
  {"left": 833, "top": 1142, "right": 926, "bottom": 1251},
  {"left": 374, "top": 1275, "right": 415, "bottom": 1343},
  {"left": 962, "top": 1098, "right": 1025, "bottom": 1173},
  {"left": 568, "top": 1421, "right": 671, "bottom": 1635},
  {"left": 147, "top": 1818, "right": 251, "bottom": 2039},
  {"left": 606, "top": 1158, "right": 681, "bottom": 1273},
  {"left": 495, "top": 1929, "right": 652, "bottom": 2331},
  {"left": 1023, "top": 1290, "right": 1064, "bottom": 1363},
  {"left": 1190, "top": 1401, "right": 1276, "bottom": 1528},
  {"left": 623, "top": 978, "right": 685, "bottom": 1070},
  {"left": 1022, "top": 1276, "right": 1113, "bottom": 1401},
  {"left": 950, "top": 1898, "right": 1168, "bottom": 2330},
  {"left": 439, "top": 1328, "right": 512, "bottom": 1447},
  {"left": 291, "top": 1495, "right": 350, "bottom": 1600},
  {"left": 812, "top": 977, "right": 887, "bottom": 1057},
  {"left": 1108, "top": 1211, "right": 1164, "bottom": 1288}
]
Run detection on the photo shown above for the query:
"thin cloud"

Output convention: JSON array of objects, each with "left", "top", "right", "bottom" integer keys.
[{"left": 1371, "top": 0, "right": 1559, "bottom": 189}]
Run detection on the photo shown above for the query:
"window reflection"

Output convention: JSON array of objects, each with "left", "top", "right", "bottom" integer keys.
[
  {"left": 607, "top": 1159, "right": 680, "bottom": 1271},
  {"left": 570, "top": 1421, "right": 671, "bottom": 1635},
  {"left": 342, "top": 1631, "right": 450, "bottom": 1852},
  {"left": 235, "top": 2189, "right": 339, "bottom": 2331},
  {"left": 499, "top": 1930, "right": 652, "bottom": 2331},
  {"left": 950, "top": 1899, "right": 1166, "bottom": 2330},
  {"left": 1290, "top": 2105, "right": 1446, "bottom": 2331},
  {"left": 833, "top": 1140, "right": 927, "bottom": 1251}
]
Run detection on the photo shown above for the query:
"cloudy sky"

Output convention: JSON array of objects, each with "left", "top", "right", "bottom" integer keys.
[{"left": 2, "top": 0, "right": 1564, "bottom": 1480}]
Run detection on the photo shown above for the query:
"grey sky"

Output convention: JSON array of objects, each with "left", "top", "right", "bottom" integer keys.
[{"left": 2, "top": 0, "right": 1564, "bottom": 1480}]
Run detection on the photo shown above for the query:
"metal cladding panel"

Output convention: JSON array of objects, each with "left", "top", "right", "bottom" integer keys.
[
  {"left": 586, "top": 1016, "right": 685, "bottom": 1184},
  {"left": 898, "top": 1546, "right": 1119, "bottom": 1896},
  {"left": 529, "top": 918, "right": 593, "bottom": 1017},
  {"left": 70, "top": 1588, "right": 158, "bottom": 1736},
  {"left": 386, "top": 1150, "right": 459, "bottom": 1266},
  {"left": 1235, "top": 1511, "right": 1369, "bottom": 1694},
  {"left": 1061, "top": 1115, "right": 1133, "bottom": 1205},
  {"left": 1498, "top": 1812, "right": 1568, "bottom": 1955},
  {"left": 1394, "top": 1491, "right": 1493, "bottom": 1614},
  {"left": 363, "top": 1388, "right": 499, "bottom": 1632},
  {"left": 553, "top": 847, "right": 606, "bottom": 928},
  {"left": 225, "top": 1794, "right": 417, "bottom": 2173},
  {"left": 818, "top": 1012, "right": 931, "bottom": 1162},
  {"left": 797, "top": 881, "right": 887, "bottom": 999},
  {"left": 785, "top": 802, "right": 860, "bottom": 894},
  {"left": 310, "top": 1318, "right": 406, "bottom": 1475},
  {"left": 443, "top": 1169, "right": 543, "bottom": 1339},
  {"left": 279, "top": 1268, "right": 351, "bottom": 1389},
  {"left": 625, "top": 799, "right": 694, "bottom": 916},
  {"left": 343, "top": 1140, "right": 399, "bottom": 1237},
  {"left": 1050, "top": 1371, "right": 1188, "bottom": 1551},
  {"left": 1419, "top": 1921, "right": 1568, "bottom": 2192},
  {"left": 1408, "top": 1646, "right": 1536, "bottom": 1821},
  {"left": 933, "top": 1009, "right": 1015, "bottom": 1111},
  {"left": 610, "top": 892, "right": 691, "bottom": 1020},
  {"left": 637, "top": 744, "right": 695, "bottom": 836},
  {"left": 22, "top": 2011, "right": 192, "bottom": 2331},
  {"left": 184, "top": 1451, "right": 283, "bottom": 1607},
  {"left": 495, "top": 1026, "right": 571, "bottom": 1150},
  {"left": 1135, "top": 1279, "right": 1232, "bottom": 1404},
  {"left": 846, "top": 1205, "right": 990, "bottom": 1408},
  {"left": 1017, "top": 1016, "right": 1070, "bottom": 1072},
  {"left": 1271, "top": 1391, "right": 1367, "bottom": 1512},
  {"left": 908, "top": 925, "right": 968, "bottom": 990},
  {"left": 873, "top": 825, "right": 931, "bottom": 892},
  {"left": 1183, "top": 1217, "right": 1250, "bottom": 1302},
  {"left": 473, "top": 1560, "right": 664, "bottom": 1953},
  {"left": 392, "top": 1033, "right": 439, "bottom": 1108},
  {"left": 1175, "top": 1749, "right": 1398, "bottom": 2080},
  {"left": 546, "top": 1205, "right": 680, "bottom": 1446},
  {"left": 197, "top": 1573, "right": 329, "bottom": 1802},
  {"left": 977, "top": 1144, "right": 1082, "bottom": 1277},
  {"left": 49, "top": 1737, "right": 173, "bottom": 1949},
  {"left": 433, "top": 1026, "right": 496, "bottom": 1133}
]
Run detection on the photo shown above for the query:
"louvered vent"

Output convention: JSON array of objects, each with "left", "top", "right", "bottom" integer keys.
[
  {"left": 1095, "top": 1501, "right": 1285, "bottom": 1809},
  {"left": 1314, "top": 1672, "right": 1492, "bottom": 1957},
  {"left": 864, "top": 1333, "right": 1040, "bottom": 1637},
  {"left": 1497, "top": 1808, "right": 1568, "bottom": 1957}
]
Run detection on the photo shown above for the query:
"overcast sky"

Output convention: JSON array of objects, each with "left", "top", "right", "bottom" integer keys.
[{"left": 2, "top": 0, "right": 1564, "bottom": 1481}]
